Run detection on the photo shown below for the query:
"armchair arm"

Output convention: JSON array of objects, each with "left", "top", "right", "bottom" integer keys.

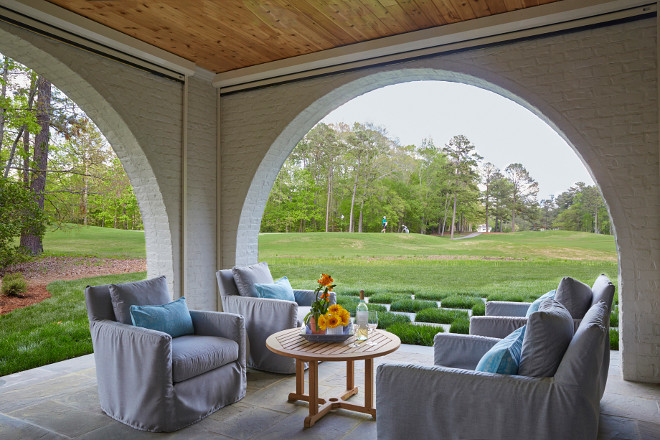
[
  {"left": 90, "top": 320, "right": 173, "bottom": 424},
  {"left": 220, "top": 295, "right": 298, "bottom": 373},
  {"left": 433, "top": 333, "right": 499, "bottom": 369},
  {"left": 376, "top": 363, "right": 595, "bottom": 440},
  {"left": 485, "top": 301, "right": 531, "bottom": 317},
  {"left": 190, "top": 310, "right": 246, "bottom": 368},
  {"left": 293, "top": 289, "right": 337, "bottom": 306},
  {"left": 469, "top": 316, "right": 528, "bottom": 338}
]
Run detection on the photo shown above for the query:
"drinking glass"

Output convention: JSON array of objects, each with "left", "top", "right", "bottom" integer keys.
[{"left": 367, "top": 311, "right": 379, "bottom": 345}]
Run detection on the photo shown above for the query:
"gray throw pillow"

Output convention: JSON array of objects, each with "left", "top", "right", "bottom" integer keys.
[
  {"left": 590, "top": 274, "right": 615, "bottom": 311},
  {"left": 555, "top": 276, "right": 593, "bottom": 319},
  {"left": 109, "top": 276, "right": 170, "bottom": 324},
  {"left": 232, "top": 262, "right": 273, "bottom": 297},
  {"left": 518, "top": 298, "right": 574, "bottom": 377}
]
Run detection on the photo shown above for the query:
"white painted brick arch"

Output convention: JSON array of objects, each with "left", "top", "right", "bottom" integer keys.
[
  {"left": 0, "top": 22, "right": 176, "bottom": 294},
  {"left": 222, "top": 17, "right": 658, "bottom": 382}
]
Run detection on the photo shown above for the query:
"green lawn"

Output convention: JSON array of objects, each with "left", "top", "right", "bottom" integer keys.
[
  {"left": 40, "top": 224, "right": 146, "bottom": 258},
  {"left": 0, "top": 272, "right": 146, "bottom": 376},
  {"left": 0, "top": 228, "right": 619, "bottom": 375}
]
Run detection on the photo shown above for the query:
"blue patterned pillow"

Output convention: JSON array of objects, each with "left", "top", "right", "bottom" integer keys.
[
  {"left": 130, "top": 297, "right": 194, "bottom": 338},
  {"left": 525, "top": 290, "right": 556, "bottom": 318},
  {"left": 475, "top": 326, "right": 526, "bottom": 375},
  {"left": 254, "top": 276, "right": 295, "bottom": 302}
]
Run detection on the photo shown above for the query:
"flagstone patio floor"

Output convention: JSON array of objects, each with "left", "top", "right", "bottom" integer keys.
[{"left": 1, "top": 346, "right": 658, "bottom": 439}]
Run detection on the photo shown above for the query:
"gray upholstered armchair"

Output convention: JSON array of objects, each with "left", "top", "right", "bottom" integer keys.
[
  {"left": 85, "top": 276, "right": 247, "bottom": 432},
  {"left": 216, "top": 262, "right": 336, "bottom": 374}
]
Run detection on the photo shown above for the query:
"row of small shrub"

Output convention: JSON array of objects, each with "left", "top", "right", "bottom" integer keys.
[
  {"left": 386, "top": 323, "right": 444, "bottom": 346},
  {"left": 415, "top": 308, "right": 468, "bottom": 324},
  {"left": 1, "top": 273, "right": 28, "bottom": 297}
]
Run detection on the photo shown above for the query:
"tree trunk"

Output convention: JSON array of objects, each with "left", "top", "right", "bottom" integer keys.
[
  {"left": 325, "top": 161, "right": 333, "bottom": 232},
  {"left": 511, "top": 193, "right": 517, "bottom": 233},
  {"left": 20, "top": 76, "right": 50, "bottom": 256},
  {"left": 0, "top": 57, "right": 8, "bottom": 154},
  {"left": 450, "top": 193, "right": 457, "bottom": 239},
  {"left": 441, "top": 193, "right": 451, "bottom": 236},
  {"left": 594, "top": 207, "right": 598, "bottom": 234},
  {"left": 348, "top": 159, "right": 360, "bottom": 233},
  {"left": 358, "top": 200, "right": 364, "bottom": 232},
  {"left": 22, "top": 130, "right": 29, "bottom": 186},
  {"left": 82, "top": 143, "right": 88, "bottom": 226}
]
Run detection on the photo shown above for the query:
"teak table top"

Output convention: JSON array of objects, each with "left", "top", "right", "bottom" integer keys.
[{"left": 265, "top": 328, "right": 401, "bottom": 362}]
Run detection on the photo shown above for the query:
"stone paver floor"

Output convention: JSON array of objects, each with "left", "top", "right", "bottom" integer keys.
[{"left": 1, "top": 347, "right": 659, "bottom": 439}]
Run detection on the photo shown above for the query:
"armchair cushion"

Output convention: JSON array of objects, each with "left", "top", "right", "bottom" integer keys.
[
  {"left": 171, "top": 335, "right": 239, "bottom": 383},
  {"left": 130, "top": 296, "right": 194, "bottom": 338},
  {"left": 254, "top": 276, "right": 295, "bottom": 301},
  {"left": 475, "top": 326, "right": 525, "bottom": 375},
  {"left": 232, "top": 262, "right": 274, "bottom": 297},
  {"left": 525, "top": 290, "right": 556, "bottom": 317},
  {"left": 555, "top": 276, "right": 592, "bottom": 319},
  {"left": 519, "top": 298, "right": 574, "bottom": 377},
  {"left": 109, "top": 276, "right": 170, "bottom": 324}
]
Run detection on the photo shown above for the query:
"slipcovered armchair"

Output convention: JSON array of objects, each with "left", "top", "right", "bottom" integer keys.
[
  {"left": 377, "top": 300, "right": 611, "bottom": 440},
  {"left": 216, "top": 262, "right": 336, "bottom": 374},
  {"left": 85, "top": 276, "right": 246, "bottom": 432},
  {"left": 470, "top": 274, "right": 615, "bottom": 338}
]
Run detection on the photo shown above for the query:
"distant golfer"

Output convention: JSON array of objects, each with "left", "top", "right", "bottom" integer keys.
[{"left": 381, "top": 216, "right": 387, "bottom": 233}]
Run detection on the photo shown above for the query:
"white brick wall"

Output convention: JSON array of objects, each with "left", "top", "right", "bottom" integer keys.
[{"left": 220, "top": 18, "right": 659, "bottom": 383}]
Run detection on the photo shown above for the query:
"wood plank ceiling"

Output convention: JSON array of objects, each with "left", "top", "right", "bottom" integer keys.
[{"left": 45, "top": 0, "right": 560, "bottom": 74}]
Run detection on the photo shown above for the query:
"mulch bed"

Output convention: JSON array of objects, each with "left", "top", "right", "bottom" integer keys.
[{"left": 0, "top": 257, "right": 146, "bottom": 315}]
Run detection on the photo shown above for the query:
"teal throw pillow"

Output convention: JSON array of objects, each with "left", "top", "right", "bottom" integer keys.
[
  {"left": 475, "top": 326, "right": 526, "bottom": 375},
  {"left": 254, "top": 276, "right": 296, "bottom": 302},
  {"left": 130, "top": 296, "right": 194, "bottom": 338},
  {"left": 525, "top": 290, "right": 556, "bottom": 318}
]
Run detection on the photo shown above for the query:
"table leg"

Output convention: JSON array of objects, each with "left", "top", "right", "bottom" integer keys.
[
  {"left": 346, "top": 360, "right": 354, "bottom": 391},
  {"left": 365, "top": 358, "right": 374, "bottom": 416},
  {"left": 308, "top": 361, "right": 319, "bottom": 417}
]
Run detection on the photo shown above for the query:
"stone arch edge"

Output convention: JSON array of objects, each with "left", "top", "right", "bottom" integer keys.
[{"left": 0, "top": 23, "right": 175, "bottom": 293}]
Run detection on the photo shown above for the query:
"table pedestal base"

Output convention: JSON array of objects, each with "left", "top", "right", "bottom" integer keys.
[{"left": 288, "top": 358, "right": 376, "bottom": 428}]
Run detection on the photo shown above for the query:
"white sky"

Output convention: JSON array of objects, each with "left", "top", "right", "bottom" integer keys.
[{"left": 321, "top": 81, "right": 594, "bottom": 200}]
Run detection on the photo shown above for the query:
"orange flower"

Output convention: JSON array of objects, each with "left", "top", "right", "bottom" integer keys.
[
  {"left": 321, "top": 292, "right": 329, "bottom": 300},
  {"left": 328, "top": 304, "right": 341, "bottom": 314},
  {"left": 318, "top": 274, "right": 333, "bottom": 287},
  {"left": 326, "top": 314, "right": 340, "bottom": 328},
  {"left": 338, "top": 308, "right": 350, "bottom": 326},
  {"left": 317, "top": 314, "right": 327, "bottom": 330}
]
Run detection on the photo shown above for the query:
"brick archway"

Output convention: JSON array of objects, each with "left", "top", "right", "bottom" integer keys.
[{"left": 0, "top": 25, "right": 175, "bottom": 291}]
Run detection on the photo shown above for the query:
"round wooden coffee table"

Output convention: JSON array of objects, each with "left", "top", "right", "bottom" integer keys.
[{"left": 265, "top": 328, "right": 401, "bottom": 428}]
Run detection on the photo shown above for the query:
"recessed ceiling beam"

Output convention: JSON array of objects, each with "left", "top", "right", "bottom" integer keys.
[{"left": 213, "top": 0, "right": 655, "bottom": 92}]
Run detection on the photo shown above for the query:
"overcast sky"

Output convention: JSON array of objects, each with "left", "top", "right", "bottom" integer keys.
[{"left": 321, "top": 81, "right": 594, "bottom": 200}]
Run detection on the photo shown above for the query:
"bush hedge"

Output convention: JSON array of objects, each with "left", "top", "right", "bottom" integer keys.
[
  {"left": 386, "top": 323, "right": 443, "bottom": 346},
  {"left": 390, "top": 298, "right": 438, "bottom": 313},
  {"left": 415, "top": 308, "right": 469, "bottom": 324}
]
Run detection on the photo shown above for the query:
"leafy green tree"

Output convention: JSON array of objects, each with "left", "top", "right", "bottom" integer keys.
[
  {"left": 504, "top": 163, "right": 538, "bottom": 233},
  {"left": 443, "top": 135, "right": 482, "bottom": 238},
  {"left": 0, "top": 178, "right": 46, "bottom": 266}
]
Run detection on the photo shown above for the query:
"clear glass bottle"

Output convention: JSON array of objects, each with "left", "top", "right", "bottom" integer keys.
[{"left": 355, "top": 289, "right": 369, "bottom": 341}]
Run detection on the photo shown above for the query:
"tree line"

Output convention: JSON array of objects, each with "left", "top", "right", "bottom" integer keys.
[
  {"left": 261, "top": 122, "right": 611, "bottom": 236},
  {"left": 0, "top": 55, "right": 141, "bottom": 266}
]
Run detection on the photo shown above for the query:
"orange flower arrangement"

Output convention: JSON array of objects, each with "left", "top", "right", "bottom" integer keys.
[{"left": 304, "top": 273, "right": 337, "bottom": 332}]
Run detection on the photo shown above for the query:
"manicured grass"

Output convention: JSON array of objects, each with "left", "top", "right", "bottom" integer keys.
[
  {"left": 441, "top": 295, "right": 484, "bottom": 309},
  {"left": 472, "top": 302, "right": 485, "bottom": 316},
  {"left": 415, "top": 308, "right": 469, "bottom": 324},
  {"left": 485, "top": 292, "right": 529, "bottom": 302},
  {"left": 610, "top": 328, "right": 619, "bottom": 350},
  {"left": 40, "top": 224, "right": 146, "bottom": 258},
  {"left": 0, "top": 272, "right": 146, "bottom": 376},
  {"left": 368, "top": 292, "right": 410, "bottom": 304},
  {"left": 390, "top": 299, "right": 438, "bottom": 313},
  {"left": 377, "top": 311, "right": 411, "bottom": 329},
  {"left": 260, "top": 230, "right": 617, "bottom": 261},
  {"left": 386, "top": 323, "right": 444, "bottom": 346},
  {"left": 336, "top": 296, "right": 387, "bottom": 315},
  {"left": 449, "top": 318, "right": 470, "bottom": 334}
]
